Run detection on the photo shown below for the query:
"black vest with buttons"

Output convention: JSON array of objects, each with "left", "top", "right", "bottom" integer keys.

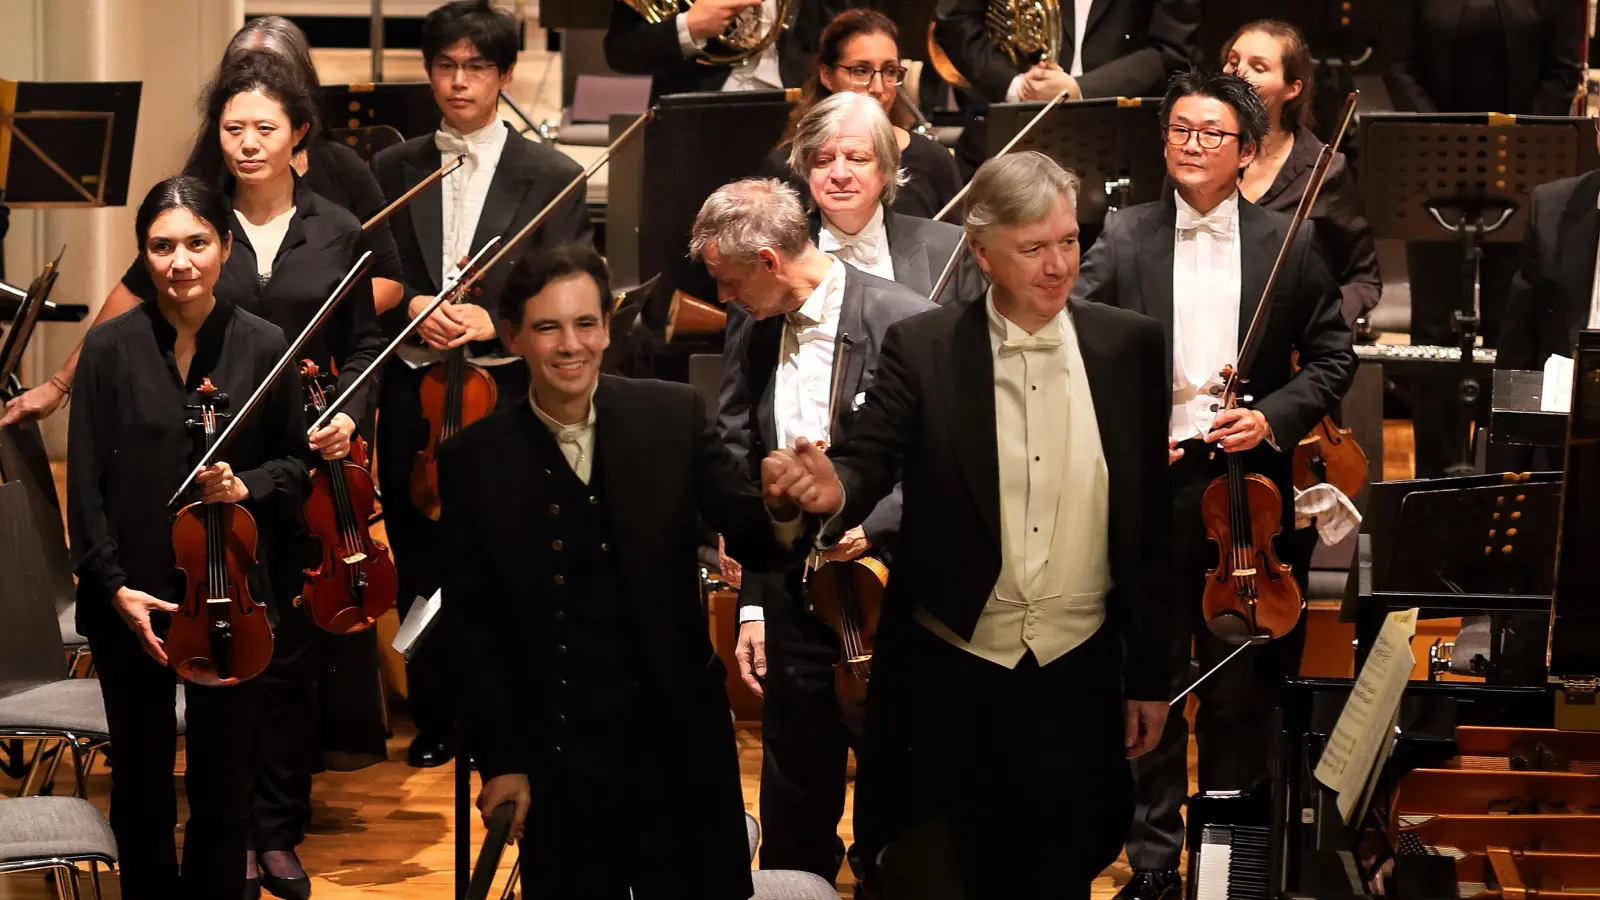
[{"left": 527, "top": 425, "right": 654, "bottom": 774}]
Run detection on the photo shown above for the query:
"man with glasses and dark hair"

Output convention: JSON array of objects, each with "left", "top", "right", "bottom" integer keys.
[
  {"left": 371, "top": 0, "right": 593, "bottom": 770},
  {"left": 1073, "top": 69, "right": 1354, "bottom": 900},
  {"left": 605, "top": 0, "right": 847, "bottom": 100}
]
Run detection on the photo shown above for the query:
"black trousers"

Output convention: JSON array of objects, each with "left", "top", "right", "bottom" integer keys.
[
  {"left": 377, "top": 359, "right": 528, "bottom": 737},
  {"left": 757, "top": 574, "right": 856, "bottom": 882},
  {"left": 90, "top": 624, "right": 260, "bottom": 900},
  {"left": 1406, "top": 241, "right": 1518, "bottom": 477},
  {"left": 857, "top": 621, "right": 1130, "bottom": 899},
  {"left": 253, "top": 606, "right": 332, "bottom": 851},
  {"left": 1124, "top": 443, "right": 1309, "bottom": 871}
]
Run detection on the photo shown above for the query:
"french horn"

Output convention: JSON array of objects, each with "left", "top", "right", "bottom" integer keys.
[
  {"left": 927, "top": 0, "right": 1064, "bottom": 90},
  {"left": 621, "top": 0, "right": 796, "bottom": 66}
]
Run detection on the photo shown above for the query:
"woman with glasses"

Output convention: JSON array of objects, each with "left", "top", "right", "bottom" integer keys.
[{"left": 764, "top": 9, "right": 963, "bottom": 221}]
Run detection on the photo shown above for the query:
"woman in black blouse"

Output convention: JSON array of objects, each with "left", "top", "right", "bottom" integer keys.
[
  {"left": 69, "top": 175, "right": 309, "bottom": 900},
  {"left": 763, "top": 8, "right": 964, "bottom": 220},
  {"left": 1223, "top": 19, "right": 1382, "bottom": 325}
]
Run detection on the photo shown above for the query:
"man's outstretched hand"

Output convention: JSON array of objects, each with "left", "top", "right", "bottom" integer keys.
[{"left": 761, "top": 437, "right": 843, "bottom": 516}]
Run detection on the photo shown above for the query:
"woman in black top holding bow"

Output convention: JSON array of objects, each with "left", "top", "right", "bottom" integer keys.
[{"left": 69, "top": 175, "right": 309, "bottom": 900}]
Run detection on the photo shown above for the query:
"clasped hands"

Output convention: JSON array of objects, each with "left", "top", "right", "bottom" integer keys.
[{"left": 760, "top": 437, "right": 843, "bottom": 518}]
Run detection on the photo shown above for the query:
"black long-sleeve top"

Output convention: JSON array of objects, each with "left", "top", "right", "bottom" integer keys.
[
  {"left": 68, "top": 298, "right": 310, "bottom": 637},
  {"left": 302, "top": 136, "right": 406, "bottom": 287},
  {"left": 1384, "top": 0, "right": 1582, "bottom": 117},
  {"left": 122, "top": 178, "right": 387, "bottom": 424}
]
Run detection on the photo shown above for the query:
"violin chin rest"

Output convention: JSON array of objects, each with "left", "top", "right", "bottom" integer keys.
[{"left": 1206, "top": 612, "right": 1272, "bottom": 647}]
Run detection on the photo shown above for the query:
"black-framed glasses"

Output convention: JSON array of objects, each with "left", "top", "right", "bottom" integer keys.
[
  {"left": 836, "top": 63, "right": 907, "bottom": 87},
  {"left": 1166, "top": 124, "right": 1239, "bottom": 150}
]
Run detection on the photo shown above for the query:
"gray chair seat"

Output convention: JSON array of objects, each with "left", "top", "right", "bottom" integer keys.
[
  {"left": 0, "top": 796, "right": 116, "bottom": 865},
  {"left": 0, "top": 679, "right": 186, "bottom": 738},
  {"left": 750, "top": 870, "right": 841, "bottom": 899}
]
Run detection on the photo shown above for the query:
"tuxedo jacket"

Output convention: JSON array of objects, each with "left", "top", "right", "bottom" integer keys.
[
  {"left": 370, "top": 124, "right": 593, "bottom": 341},
  {"left": 1499, "top": 169, "right": 1600, "bottom": 372},
  {"left": 718, "top": 265, "right": 936, "bottom": 613},
  {"left": 604, "top": 0, "right": 844, "bottom": 101},
  {"left": 825, "top": 297, "right": 1174, "bottom": 701},
  {"left": 1384, "top": 0, "right": 1582, "bottom": 117},
  {"left": 439, "top": 376, "right": 805, "bottom": 899},
  {"left": 934, "top": 0, "right": 1201, "bottom": 105},
  {"left": 1073, "top": 194, "right": 1356, "bottom": 527},
  {"left": 805, "top": 207, "right": 989, "bottom": 307}
]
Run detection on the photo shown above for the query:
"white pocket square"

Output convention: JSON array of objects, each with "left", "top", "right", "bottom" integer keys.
[{"left": 852, "top": 391, "right": 867, "bottom": 411}]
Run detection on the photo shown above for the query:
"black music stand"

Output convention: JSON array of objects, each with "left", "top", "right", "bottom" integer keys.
[
  {"left": 1360, "top": 113, "right": 1595, "bottom": 476},
  {"left": 320, "top": 82, "right": 440, "bottom": 140},
  {"left": 1, "top": 80, "right": 140, "bottom": 207},
  {"left": 983, "top": 97, "right": 1164, "bottom": 231},
  {"left": 1549, "top": 330, "right": 1600, "bottom": 685}
]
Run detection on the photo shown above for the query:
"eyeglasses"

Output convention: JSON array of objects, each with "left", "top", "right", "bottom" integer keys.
[
  {"left": 836, "top": 63, "right": 907, "bottom": 88},
  {"left": 1166, "top": 124, "right": 1239, "bottom": 150},
  {"left": 431, "top": 58, "right": 499, "bottom": 81}
]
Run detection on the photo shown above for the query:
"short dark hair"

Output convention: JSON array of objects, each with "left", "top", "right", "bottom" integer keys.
[
  {"left": 499, "top": 243, "right": 612, "bottom": 324},
  {"left": 422, "top": 0, "right": 520, "bottom": 72},
  {"left": 1221, "top": 19, "right": 1316, "bottom": 132},
  {"left": 135, "top": 175, "right": 234, "bottom": 252},
  {"left": 186, "top": 50, "right": 318, "bottom": 190},
  {"left": 1160, "top": 69, "right": 1269, "bottom": 154}
]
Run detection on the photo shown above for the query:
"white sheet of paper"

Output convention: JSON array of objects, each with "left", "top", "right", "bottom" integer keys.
[
  {"left": 1542, "top": 354, "right": 1575, "bottom": 413},
  {"left": 1314, "top": 607, "right": 1417, "bottom": 822},
  {"left": 392, "top": 590, "right": 442, "bottom": 660}
]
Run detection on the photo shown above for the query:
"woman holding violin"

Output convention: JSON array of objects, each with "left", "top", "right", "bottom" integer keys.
[
  {"left": 1073, "top": 70, "right": 1355, "bottom": 900},
  {"left": 68, "top": 175, "right": 310, "bottom": 900}
]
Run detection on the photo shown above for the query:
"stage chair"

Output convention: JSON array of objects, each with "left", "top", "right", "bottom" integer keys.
[{"left": 0, "top": 795, "right": 117, "bottom": 900}]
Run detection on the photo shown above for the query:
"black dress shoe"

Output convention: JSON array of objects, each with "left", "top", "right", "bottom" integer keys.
[
  {"left": 1115, "top": 869, "right": 1182, "bottom": 900},
  {"left": 260, "top": 872, "right": 312, "bottom": 900},
  {"left": 406, "top": 732, "right": 455, "bottom": 768}
]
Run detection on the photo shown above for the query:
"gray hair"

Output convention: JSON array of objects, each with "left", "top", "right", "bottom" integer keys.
[
  {"left": 226, "top": 16, "right": 320, "bottom": 90},
  {"left": 787, "top": 91, "right": 908, "bottom": 206},
  {"left": 963, "top": 151, "right": 1081, "bottom": 246},
  {"left": 688, "top": 178, "right": 813, "bottom": 265}
]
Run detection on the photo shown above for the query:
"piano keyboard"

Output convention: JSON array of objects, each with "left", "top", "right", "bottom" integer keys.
[{"left": 1193, "top": 825, "right": 1270, "bottom": 900}]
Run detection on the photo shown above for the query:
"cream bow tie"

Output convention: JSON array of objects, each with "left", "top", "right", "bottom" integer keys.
[
  {"left": 998, "top": 335, "right": 1062, "bottom": 357},
  {"left": 1176, "top": 208, "right": 1232, "bottom": 237},
  {"left": 786, "top": 309, "right": 822, "bottom": 335},
  {"left": 434, "top": 129, "right": 478, "bottom": 162},
  {"left": 822, "top": 228, "right": 881, "bottom": 266}
]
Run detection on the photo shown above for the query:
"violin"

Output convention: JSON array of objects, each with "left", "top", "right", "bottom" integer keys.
[
  {"left": 808, "top": 555, "right": 886, "bottom": 734},
  {"left": 408, "top": 281, "right": 498, "bottom": 522},
  {"left": 297, "top": 360, "right": 397, "bottom": 634},
  {"left": 167, "top": 379, "right": 275, "bottom": 686},
  {"left": 1293, "top": 414, "right": 1368, "bottom": 499}
]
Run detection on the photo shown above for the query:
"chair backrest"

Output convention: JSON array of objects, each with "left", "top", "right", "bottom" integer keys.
[
  {"left": 687, "top": 353, "right": 726, "bottom": 422},
  {"left": 0, "top": 425, "right": 75, "bottom": 615},
  {"left": 0, "top": 482, "right": 79, "bottom": 698},
  {"left": 572, "top": 74, "right": 651, "bottom": 124}
]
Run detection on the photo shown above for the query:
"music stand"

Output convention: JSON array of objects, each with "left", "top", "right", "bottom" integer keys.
[
  {"left": 0, "top": 80, "right": 140, "bottom": 207},
  {"left": 982, "top": 97, "right": 1165, "bottom": 228},
  {"left": 320, "top": 82, "right": 440, "bottom": 141},
  {"left": 1549, "top": 330, "right": 1600, "bottom": 684},
  {"left": 1359, "top": 112, "right": 1596, "bottom": 475}
]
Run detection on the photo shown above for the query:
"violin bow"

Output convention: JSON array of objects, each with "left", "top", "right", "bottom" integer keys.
[
  {"left": 362, "top": 154, "right": 466, "bottom": 234},
  {"left": 1225, "top": 90, "right": 1359, "bottom": 404},
  {"left": 166, "top": 251, "right": 373, "bottom": 508}
]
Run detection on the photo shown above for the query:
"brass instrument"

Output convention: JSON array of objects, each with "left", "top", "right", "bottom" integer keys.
[
  {"left": 927, "top": 0, "right": 1063, "bottom": 90},
  {"left": 620, "top": 0, "right": 796, "bottom": 66}
]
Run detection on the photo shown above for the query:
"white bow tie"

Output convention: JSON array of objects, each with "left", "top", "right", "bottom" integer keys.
[
  {"left": 434, "top": 129, "right": 478, "bottom": 163},
  {"left": 1176, "top": 208, "right": 1233, "bottom": 238},
  {"left": 998, "top": 335, "right": 1062, "bottom": 357},
  {"left": 821, "top": 227, "right": 882, "bottom": 266}
]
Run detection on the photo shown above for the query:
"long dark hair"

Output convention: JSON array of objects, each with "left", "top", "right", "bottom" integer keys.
[
  {"left": 134, "top": 175, "right": 233, "bottom": 253},
  {"left": 184, "top": 50, "right": 317, "bottom": 191},
  {"left": 1221, "top": 19, "right": 1316, "bottom": 132},
  {"left": 785, "top": 9, "right": 909, "bottom": 140}
]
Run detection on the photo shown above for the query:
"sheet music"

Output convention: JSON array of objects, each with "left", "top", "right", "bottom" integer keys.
[
  {"left": 1543, "top": 354, "right": 1574, "bottom": 413},
  {"left": 1314, "top": 607, "right": 1417, "bottom": 822},
  {"left": 392, "top": 590, "right": 442, "bottom": 660}
]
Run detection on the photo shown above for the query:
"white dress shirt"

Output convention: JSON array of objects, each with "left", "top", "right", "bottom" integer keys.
[
  {"left": 436, "top": 116, "right": 510, "bottom": 288},
  {"left": 676, "top": 1, "right": 784, "bottom": 92},
  {"left": 915, "top": 290, "right": 1111, "bottom": 668},
  {"left": 530, "top": 383, "right": 598, "bottom": 484},
  {"left": 1169, "top": 190, "right": 1243, "bottom": 443},
  {"left": 818, "top": 205, "right": 894, "bottom": 283}
]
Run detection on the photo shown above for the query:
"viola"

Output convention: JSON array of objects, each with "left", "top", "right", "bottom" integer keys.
[
  {"left": 167, "top": 379, "right": 274, "bottom": 685},
  {"left": 298, "top": 360, "right": 397, "bottom": 634},
  {"left": 809, "top": 555, "right": 886, "bottom": 734},
  {"left": 1293, "top": 414, "right": 1369, "bottom": 499},
  {"left": 408, "top": 292, "right": 497, "bottom": 521}
]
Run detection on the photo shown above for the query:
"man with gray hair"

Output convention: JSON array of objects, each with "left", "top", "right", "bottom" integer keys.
[
  {"left": 758, "top": 150, "right": 1174, "bottom": 897},
  {"left": 785, "top": 91, "right": 985, "bottom": 306},
  {"left": 691, "top": 176, "right": 935, "bottom": 884}
]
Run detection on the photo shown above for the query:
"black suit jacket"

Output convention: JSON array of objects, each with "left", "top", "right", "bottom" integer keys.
[
  {"left": 802, "top": 207, "right": 987, "bottom": 306},
  {"left": 1384, "top": 0, "right": 1582, "bottom": 116},
  {"left": 718, "top": 265, "right": 936, "bottom": 613},
  {"left": 370, "top": 124, "right": 593, "bottom": 341},
  {"left": 934, "top": 0, "right": 1201, "bottom": 105},
  {"left": 1499, "top": 169, "right": 1600, "bottom": 372},
  {"left": 439, "top": 376, "right": 798, "bottom": 899},
  {"left": 604, "top": 0, "right": 842, "bottom": 101},
  {"left": 824, "top": 297, "right": 1174, "bottom": 701},
  {"left": 1073, "top": 195, "right": 1356, "bottom": 527}
]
